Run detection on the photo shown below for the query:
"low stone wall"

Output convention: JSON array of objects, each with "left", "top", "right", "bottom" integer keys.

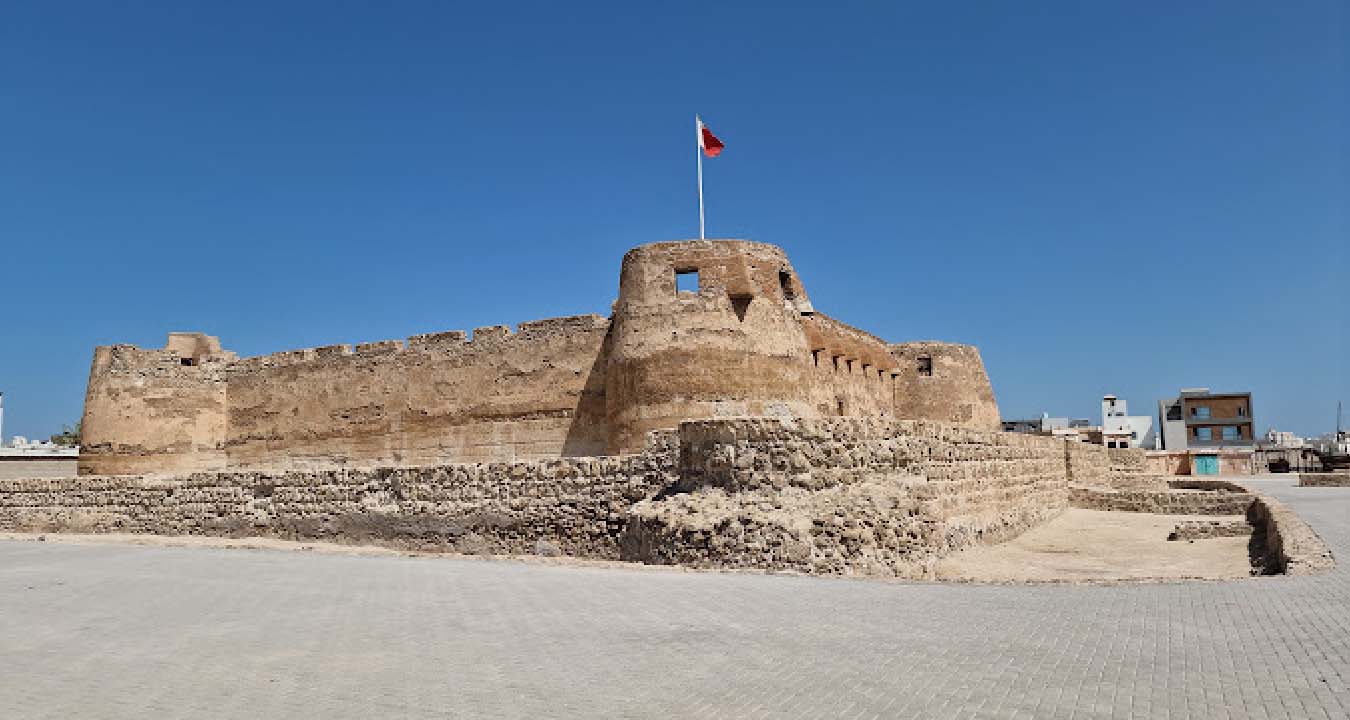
[
  {"left": 1, "top": 418, "right": 1327, "bottom": 579},
  {"left": 1065, "top": 442, "right": 1109, "bottom": 486},
  {"left": 1247, "top": 494, "right": 1335, "bottom": 575},
  {"left": 1168, "top": 519, "right": 1251, "bottom": 542},
  {"left": 1069, "top": 486, "right": 1254, "bottom": 515},
  {"left": 622, "top": 418, "right": 1069, "bottom": 577},
  {"left": 1298, "top": 473, "right": 1350, "bottom": 487},
  {"left": 1104, "top": 447, "right": 1165, "bottom": 490},
  {"left": 0, "top": 432, "right": 679, "bottom": 560}
]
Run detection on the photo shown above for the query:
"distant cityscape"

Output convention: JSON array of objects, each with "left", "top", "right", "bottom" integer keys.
[
  {"left": 0, "top": 392, "right": 79, "bottom": 457},
  {"left": 1002, "top": 388, "right": 1349, "bottom": 475}
]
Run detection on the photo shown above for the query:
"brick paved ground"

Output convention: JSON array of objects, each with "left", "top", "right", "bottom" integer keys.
[{"left": 1, "top": 476, "right": 1346, "bottom": 719}]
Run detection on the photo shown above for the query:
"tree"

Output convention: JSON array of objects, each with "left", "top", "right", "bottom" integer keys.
[{"left": 49, "top": 421, "right": 81, "bottom": 447}]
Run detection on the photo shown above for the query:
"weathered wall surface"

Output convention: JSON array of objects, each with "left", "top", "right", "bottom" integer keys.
[
  {"left": 604, "top": 241, "right": 825, "bottom": 454},
  {"left": 226, "top": 315, "right": 611, "bottom": 470},
  {"left": 79, "top": 335, "right": 234, "bottom": 476},
  {"left": 889, "top": 342, "right": 1000, "bottom": 432},
  {"left": 80, "top": 239, "right": 1006, "bottom": 474},
  {"left": 8, "top": 419, "right": 1072, "bottom": 577},
  {"left": 6, "top": 432, "right": 678, "bottom": 559},
  {"left": 622, "top": 417, "right": 1069, "bottom": 578},
  {"left": 1069, "top": 486, "right": 1255, "bottom": 515}
]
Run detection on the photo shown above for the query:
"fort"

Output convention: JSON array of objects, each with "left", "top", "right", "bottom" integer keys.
[
  {"left": 1, "top": 239, "right": 1325, "bottom": 579},
  {"left": 77, "top": 239, "right": 999, "bottom": 476}
]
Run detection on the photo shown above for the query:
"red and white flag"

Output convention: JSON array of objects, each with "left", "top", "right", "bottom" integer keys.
[
  {"left": 697, "top": 116, "right": 725, "bottom": 157},
  {"left": 694, "top": 115, "right": 725, "bottom": 240}
]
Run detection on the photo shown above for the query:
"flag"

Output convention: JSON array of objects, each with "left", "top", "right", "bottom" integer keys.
[{"left": 697, "top": 117, "right": 725, "bottom": 158}]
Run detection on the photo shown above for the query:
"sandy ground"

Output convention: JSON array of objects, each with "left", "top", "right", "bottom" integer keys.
[{"left": 935, "top": 508, "right": 1255, "bottom": 583}]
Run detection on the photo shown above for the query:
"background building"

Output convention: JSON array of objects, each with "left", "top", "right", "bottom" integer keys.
[
  {"left": 1101, "top": 395, "right": 1155, "bottom": 449},
  {"left": 1000, "top": 414, "right": 1094, "bottom": 441},
  {"left": 1264, "top": 428, "right": 1305, "bottom": 448},
  {"left": 1158, "top": 389, "right": 1255, "bottom": 451}
]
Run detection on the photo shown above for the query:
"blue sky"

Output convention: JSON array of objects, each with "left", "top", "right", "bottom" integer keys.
[{"left": 1, "top": 1, "right": 1345, "bottom": 441}]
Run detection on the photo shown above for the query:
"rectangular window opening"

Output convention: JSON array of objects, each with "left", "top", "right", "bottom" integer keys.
[
  {"left": 917, "top": 356, "right": 933, "bottom": 377},
  {"left": 675, "top": 269, "right": 699, "bottom": 294},
  {"left": 779, "top": 270, "right": 795, "bottom": 300},
  {"left": 180, "top": 357, "right": 196, "bottom": 367}
]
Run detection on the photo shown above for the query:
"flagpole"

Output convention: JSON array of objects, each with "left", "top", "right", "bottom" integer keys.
[{"left": 695, "top": 114, "right": 705, "bottom": 241}]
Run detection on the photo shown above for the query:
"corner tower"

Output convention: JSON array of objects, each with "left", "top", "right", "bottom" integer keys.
[{"left": 604, "top": 240, "right": 821, "bottom": 453}]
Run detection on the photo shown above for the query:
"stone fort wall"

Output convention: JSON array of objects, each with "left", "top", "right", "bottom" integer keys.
[
  {"left": 79, "top": 240, "right": 1003, "bottom": 476},
  {"left": 5, "top": 419, "right": 1122, "bottom": 577}
]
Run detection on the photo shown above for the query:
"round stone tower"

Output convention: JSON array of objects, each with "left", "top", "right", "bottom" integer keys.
[{"left": 604, "top": 240, "right": 818, "bottom": 453}]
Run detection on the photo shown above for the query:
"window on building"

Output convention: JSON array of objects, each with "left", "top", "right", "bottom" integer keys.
[
  {"left": 1237, "top": 406, "right": 1246, "bottom": 417},
  {"left": 779, "top": 270, "right": 795, "bottom": 300},
  {"left": 1222, "top": 426, "right": 1239, "bottom": 441},
  {"left": 1195, "top": 427, "right": 1213, "bottom": 441},
  {"left": 1166, "top": 405, "right": 1182, "bottom": 421},
  {"left": 1192, "top": 406, "right": 1211, "bottom": 419},
  {"left": 675, "top": 269, "right": 699, "bottom": 294},
  {"left": 180, "top": 357, "right": 196, "bottom": 367},
  {"left": 917, "top": 356, "right": 932, "bottom": 377}
]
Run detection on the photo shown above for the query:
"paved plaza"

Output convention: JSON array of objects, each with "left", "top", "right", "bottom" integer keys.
[{"left": 1, "top": 477, "right": 1347, "bottom": 719}]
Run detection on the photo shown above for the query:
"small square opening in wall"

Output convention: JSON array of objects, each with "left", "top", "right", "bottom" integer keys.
[
  {"left": 675, "top": 269, "right": 699, "bottom": 294},
  {"left": 917, "top": 356, "right": 933, "bottom": 376},
  {"left": 779, "top": 270, "right": 795, "bottom": 300},
  {"left": 180, "top": 357, "right": 196, "bottom": 367}
]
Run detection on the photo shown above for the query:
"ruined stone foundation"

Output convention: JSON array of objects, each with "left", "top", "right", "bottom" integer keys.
[{"left": 4, "top": 418, "right": 1117, "bottom": 578}]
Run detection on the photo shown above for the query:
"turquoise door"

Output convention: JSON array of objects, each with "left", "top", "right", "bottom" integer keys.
[{"left": 1195, "top": 455, "right": 1219, "bottom": 475}]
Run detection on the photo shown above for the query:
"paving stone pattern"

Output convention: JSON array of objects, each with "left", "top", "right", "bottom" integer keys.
[{"left": 0, "top": 476, "right": 1347, "bottom": 719}]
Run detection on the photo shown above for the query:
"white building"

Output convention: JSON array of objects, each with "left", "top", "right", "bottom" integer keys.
[
  {"left": 1264, "top": 428, "right": 1305, "bottom": 448},
  {"left": 0, "top": 392, "right": 79, "bottom": 457},
  {"left": 1101, "top": 395, "right": 1155, "bottom": 449}
]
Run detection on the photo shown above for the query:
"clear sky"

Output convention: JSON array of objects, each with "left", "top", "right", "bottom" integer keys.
[{"left": 1, "top": 1, "right": 1345, "bottom": 441}]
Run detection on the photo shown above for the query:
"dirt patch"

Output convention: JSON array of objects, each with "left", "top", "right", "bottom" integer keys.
[{"left": 935, "top": 509, "right": 1255, "bottom": 583}]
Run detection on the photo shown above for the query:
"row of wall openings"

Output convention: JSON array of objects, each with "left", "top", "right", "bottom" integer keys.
[{"left": 811, "top": 349, "right": 893, "bottom": 382}]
